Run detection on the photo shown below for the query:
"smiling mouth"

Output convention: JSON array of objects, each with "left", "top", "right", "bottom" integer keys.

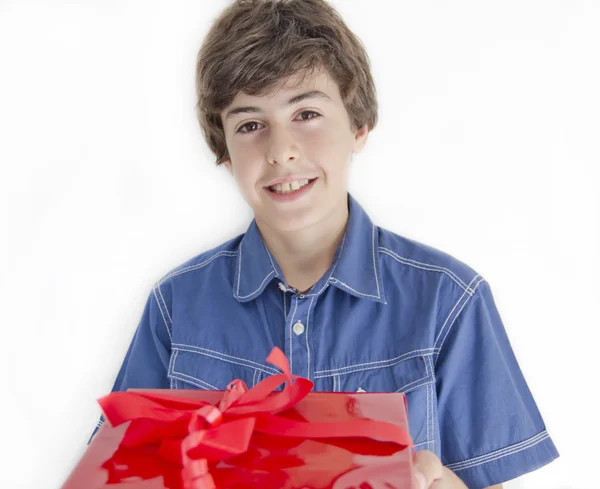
[{"left": 267, "top": 178, "right": 317, "bottom": 194}]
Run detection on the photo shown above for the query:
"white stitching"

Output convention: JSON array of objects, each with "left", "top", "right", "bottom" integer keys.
[
  {"left": 288, "top": 297, "right": 299, "bottom": 374},
  {"left": 395, "top": 373, "right": 430, "bottom": 393},
  {"left": 236, "top": 237, "right": 276, "bottom": 299},
  {"left": 446, "top": 431, "right": 550, "bottom": 471},
  {"left": 426, "top": 356, "right": 435, "bottom": 453},
  {"left": 236, "top": 243, "right": 243, "bottom": 296},
  {"left": 169, "top": 349, "right": 218, "bottom": 390},
  {"left": 379, "top": 248, "right": 473, "bottom": 294},
  {"left": 263, "top": 244, "right": 280, "bottom": 278},
  {"left": 401, "top": 379, "right": 435, "bottom": 395},
  {"left": 152, "top": 286, "right": 172, "bottom": 342},
  {"left": 329, "top": 278, "right": 381, "bottom": 299},
  {"left": 168, "top": 350, "right": 176, "bottom": 377},
  {"left": 424, "top": 356, "right": 431, "bottom": 449},
  {"left": 433, "top": 274, "right": 480, "bottom": 348},
  {"left": 282, "top": 289, "right": 287, "bottom": 321},
  {"left": 314, "top": 349, "right": 438, "bottom": 376},
  {"left": 326, "top": 224, "right": 383, "bottom": 300},
  {"left": 252, "top": 369, "right": 257, "bottom": 387},
  {"left": 434, "top": 277, "right": 486, "bottom": 365},
  {"left": 448, "top": 433, "right": 550, "bottom": 471},
  {"left": 413, "top": 441, "right": 432, "bottom": 449},
  {"left": 372, "top": 224, "right": 381, "bottom": 298},
  {"left": 155, "top": 282, "right": 172, "bottom": 325},
  {"left": 306, "top": 296, "right": 315, "bottom": 379},
  {"left": 237, "top": 270, "right": 275, "bottom": 299},
  {"left": 159, "top": 251, "right": 237, "bottom": 284},
  {"left": 172, "top": 343, "right": 279, "bottom": 372},
  {"left": 168, "top": 351, "right": 175, "bottom": 389},
  {"left": 171, "top": 344, "right": 280, "bottom": 375},
  {"left": 379, "top": 246, "right": 473, "bottom": 292},
  {"left": 447, "top": 431, "right": 549, "bottom": 470},
  {"left": 171, "top": 372, "right": 219, "bottom": 390}
]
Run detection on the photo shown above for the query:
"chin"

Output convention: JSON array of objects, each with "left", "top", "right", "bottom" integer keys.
[{"left": 259, "top": 208, "right": 320, "bottom": 233}]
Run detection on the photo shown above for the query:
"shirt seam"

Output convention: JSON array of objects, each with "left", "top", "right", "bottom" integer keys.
[
  {"left": 171, "top": 343, "right": 280, "bottom": 375},
  {"left": 314, "top": 348, "right": 438, "bottom": 376},
  {"left": 328, "top": 278, "right": 381, "bottom": 300},
  {"left": 305, "top": 296, "right": 315, "bottom": 379},
  {"left": 433, "top": 276, "right": 487, "bottom": 365},
  {"left": 170, "top": 371, "right": 219, "bottom": 390},
  {"left": 433, "top": 273, "right": 484, "bottom": 348},
  {"left": 445, "top": 430, "right": 551, "bottom": 472},
  {"left": 394, "top": 373, "right": 431, "bottom": 393},
  {"left": 159, "top": 251, "right": 237, "bottom": 284},
  {"left": 379, "top": 247, "right": 475, "bottom": 294},
  {"left": 152, "top": 285, "right": 172, "bottom": 342}
]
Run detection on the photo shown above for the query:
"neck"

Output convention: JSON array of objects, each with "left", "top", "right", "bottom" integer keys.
[{"left": 256, "top": 197, "right": 349, "bottom": 292}]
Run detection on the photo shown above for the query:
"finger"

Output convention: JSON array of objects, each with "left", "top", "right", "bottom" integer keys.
[
  {"left": 413, "top": 450, "right": 443, "bottom": 488},
  {"left": 414, "top": 471, "right": 427, "bottom": 489}
]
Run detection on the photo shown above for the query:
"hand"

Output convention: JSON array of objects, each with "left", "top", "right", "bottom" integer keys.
[{"left": 413, "top": 450, "right": 468, "bottom": 489}]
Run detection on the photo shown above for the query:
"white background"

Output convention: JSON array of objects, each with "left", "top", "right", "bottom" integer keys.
[{"left": 0, "top": 1, "right": 598, "bottom": 488}]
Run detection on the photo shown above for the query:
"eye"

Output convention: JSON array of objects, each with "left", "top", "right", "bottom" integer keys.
[
  {"left": 296, "top": 110, "right": 321, "bottom": 122},
  {"left": 236, "top": 121, "right": 263, "bottom": 134},
  {"left": 235, "top": 110, "right": 321, "bottom": 135}
]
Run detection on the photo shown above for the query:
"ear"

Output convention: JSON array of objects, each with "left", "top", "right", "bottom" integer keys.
[{"left": 352, "top": 124, "right": 370, "bottom": 155}]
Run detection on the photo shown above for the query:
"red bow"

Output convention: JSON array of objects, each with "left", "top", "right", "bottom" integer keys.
[{"left": 98, "top": 347, "right": 412, "bottom": 489}]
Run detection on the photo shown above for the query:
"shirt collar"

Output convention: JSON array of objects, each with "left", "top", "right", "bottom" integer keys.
[{"left": 233, "top": 193, "right": 386, "bottom": 304}]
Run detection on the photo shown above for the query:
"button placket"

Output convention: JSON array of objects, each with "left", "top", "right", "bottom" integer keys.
[{"left": 284, "top": 293, "right": 312, "bottom": 379}]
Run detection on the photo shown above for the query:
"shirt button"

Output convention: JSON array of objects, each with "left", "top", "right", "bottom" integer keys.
[
  {"left": 278, "top": 282, "right": 287, "bottom": 292},
  {"left": 292, "top": 321, "right": 305, "bottom": 335}
]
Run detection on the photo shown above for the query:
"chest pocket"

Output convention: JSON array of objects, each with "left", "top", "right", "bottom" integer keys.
[
  {"left": 167, "top": 346, "right": 279, "bottom": 391},
  {"left": 314, "top": 353, "right": 436, "bottom": 449}
]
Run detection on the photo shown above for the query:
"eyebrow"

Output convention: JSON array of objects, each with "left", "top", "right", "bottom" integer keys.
[{"left": 224, "top": 90, "right": 331, "bottom": 121}]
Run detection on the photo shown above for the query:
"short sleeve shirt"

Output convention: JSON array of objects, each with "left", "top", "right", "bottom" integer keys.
[{"left": 97, "top": 193, "right": 559, "bottom": 488}]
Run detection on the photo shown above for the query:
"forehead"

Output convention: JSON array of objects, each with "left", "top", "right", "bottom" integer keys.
[{"left": 226, "top": 68, "right": 342, "bottom": 109}]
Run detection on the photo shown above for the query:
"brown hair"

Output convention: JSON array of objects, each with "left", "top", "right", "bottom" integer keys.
[{"left": 195, "top": 0, "right": 378, "bottom": 165}]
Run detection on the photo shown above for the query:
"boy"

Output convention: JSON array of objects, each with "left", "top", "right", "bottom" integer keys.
[{"left": 92, "top": 1, "right": 559, "bottom": 488}]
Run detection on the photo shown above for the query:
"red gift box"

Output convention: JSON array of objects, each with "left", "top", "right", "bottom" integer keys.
[{"left": 62, "top": 348, "right": 415, "bottom": 489}]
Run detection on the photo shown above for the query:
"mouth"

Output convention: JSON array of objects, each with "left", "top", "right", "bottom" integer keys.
[{"left": 266, "top": 178, "right": 318, "bottom": 194}]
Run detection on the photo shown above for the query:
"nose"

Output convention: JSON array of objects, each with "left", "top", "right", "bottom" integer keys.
[{"left": 266, "top": 125, "right": 299, "bottom": 166}]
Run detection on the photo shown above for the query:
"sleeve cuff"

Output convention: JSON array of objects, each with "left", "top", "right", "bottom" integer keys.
[{"left": 445, "top": 430, "right": 560, "bottom": 489}]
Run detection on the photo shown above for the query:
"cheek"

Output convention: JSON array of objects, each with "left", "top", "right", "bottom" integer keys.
[
  {"left": 230, "top": 158, "right": 263, "bottom": 196},
  {"left": 301, "top": 127, "right": 351, "bottom": 170}
]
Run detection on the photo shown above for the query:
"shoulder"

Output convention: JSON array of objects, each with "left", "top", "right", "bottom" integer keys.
[
  {"left": 377, "top": 225, "right": 486, "bottom": 297},
  {"left": 377, "top": 225, "right": 490, "bottom": 355},
  {"left": 154, "top": 233, "right": 243, "bottom": 290}
]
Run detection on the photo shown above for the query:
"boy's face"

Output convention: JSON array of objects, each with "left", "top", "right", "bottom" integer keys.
[{"left": 220, "top": 68, "right": 369, "bottom": 233}]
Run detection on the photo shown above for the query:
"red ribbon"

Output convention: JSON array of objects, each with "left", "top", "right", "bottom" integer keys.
[{"left": 98, "top": 347, "right": 413, "bottom": 489}]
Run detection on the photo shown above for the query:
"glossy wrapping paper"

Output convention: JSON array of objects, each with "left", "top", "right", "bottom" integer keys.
[{"left": 62, "top": 348, "right": 415, "bottom": 489}]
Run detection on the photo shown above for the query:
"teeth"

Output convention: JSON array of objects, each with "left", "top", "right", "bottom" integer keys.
[{"left": 271, "top": 179, "right": 312, "bottom": 194}]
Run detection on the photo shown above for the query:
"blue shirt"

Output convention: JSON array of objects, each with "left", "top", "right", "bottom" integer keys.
[{"left": 95, "top": 193, "right": 558, "bottom": 488}]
